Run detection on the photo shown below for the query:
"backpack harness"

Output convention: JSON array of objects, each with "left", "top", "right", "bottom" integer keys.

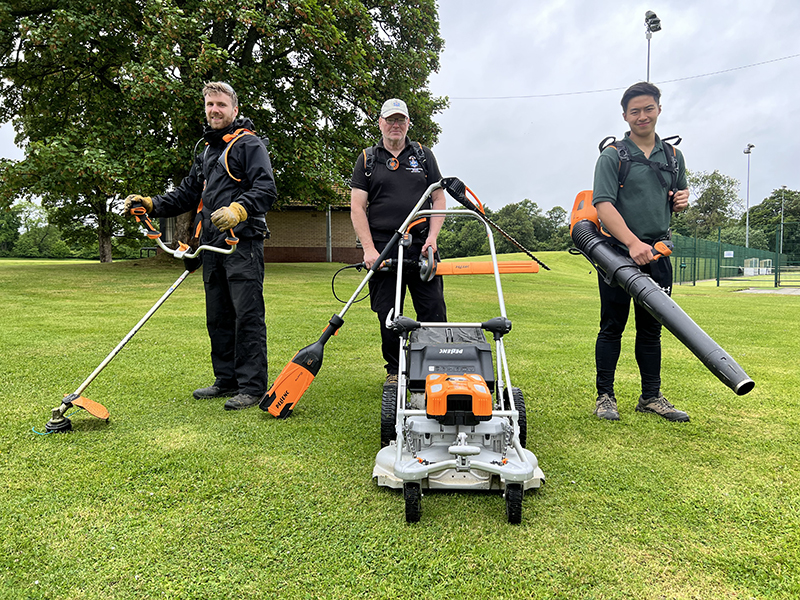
[
  {"left": 362, "top": 140, "right": 427, "bottom": 178},
  {"left": 599, "top": 135, "right": 681, "bottom": 194},
  {"left": 191, "top": 128, "right": 269, "bottom": 240}
]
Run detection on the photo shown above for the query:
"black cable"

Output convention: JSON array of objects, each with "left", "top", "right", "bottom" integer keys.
[{"left": 331, "top": 263, "right": 370, "bottom": 304}]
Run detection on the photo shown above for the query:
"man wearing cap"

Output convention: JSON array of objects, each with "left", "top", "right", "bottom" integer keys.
[{"left": 350, "top": 98, "right": 447, "bottom": 388}]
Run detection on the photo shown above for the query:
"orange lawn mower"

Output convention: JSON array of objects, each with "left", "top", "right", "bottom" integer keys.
[{"left": 261, "top": 177, "right": 546, "bottom": 523}]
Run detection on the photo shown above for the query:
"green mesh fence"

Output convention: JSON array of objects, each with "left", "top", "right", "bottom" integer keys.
[
  {"left": 671, "top": 228, "right": 791, "bottom": 287},
  {"left": 775, "top": 221, "right": 800, "bottom": 286}
]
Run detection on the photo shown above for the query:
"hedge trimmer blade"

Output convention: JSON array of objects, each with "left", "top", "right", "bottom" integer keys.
[{"left": 441, "top": 177, "right": 550, "bottom": 270}]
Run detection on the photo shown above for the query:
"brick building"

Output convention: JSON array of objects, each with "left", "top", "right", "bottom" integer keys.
[
  {"left": 158, "top": 196, "right": 362, "bottom": 264},
  {"left": 264, "top": 204, "right": 362, "bottom": 263}
]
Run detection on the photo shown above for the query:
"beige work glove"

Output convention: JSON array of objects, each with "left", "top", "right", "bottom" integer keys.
[
  {"left": 124, "top": 194, "right": 153, "bottom": 214},
  {"left": 211, "top": 202, "right": 248, "bottom": 230}
]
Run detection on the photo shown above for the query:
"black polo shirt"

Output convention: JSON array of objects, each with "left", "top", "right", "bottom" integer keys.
[{"left": 351, "top": 137, "right": 442, "bottom": 243}]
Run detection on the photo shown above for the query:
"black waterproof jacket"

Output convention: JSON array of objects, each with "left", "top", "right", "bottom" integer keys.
[{"left": 151, "top": 118, "right": 277, "bottom": 246}]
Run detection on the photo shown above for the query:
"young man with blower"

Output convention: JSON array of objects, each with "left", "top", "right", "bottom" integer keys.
[
  {"left": 591, "top": 82, "right": 691, "bottom": 422},
  {"left": 124, "top": 82, "right": 277, "bottom": 410}
]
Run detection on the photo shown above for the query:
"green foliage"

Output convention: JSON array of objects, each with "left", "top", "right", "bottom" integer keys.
[
  {"left": 439, "top": 200, "right": 570, "bottom": 259},
  {"left": 1, "top": 256, "right": 798, "bottom": 598},
  {"left": 0, "top": 1, "right": 446, "bottom": 262},
  {"left": 748, "top": 187, "right": 800, "bottom": 252},
  {"left": 0, "top": 203, "right": 21, "bottom": 255},
  {"left": 12, "top": 224, "right": 71, "bottom": 257},
  {"left": 438, "top": 210, "right": 489, "bottom": 258},
  {"left": 672, "top": 169, "right": 742, "bottom": 239}
]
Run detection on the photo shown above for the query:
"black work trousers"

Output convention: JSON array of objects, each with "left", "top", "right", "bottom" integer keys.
[
  {"left": 368, "top": 243, "right": 447, "bottom": 374},
  {"left": 595, "top": 250, "right": 673, "bottom": 399},
  {"left": 202, "top": 238, "right": 268, "bottom": 396}
]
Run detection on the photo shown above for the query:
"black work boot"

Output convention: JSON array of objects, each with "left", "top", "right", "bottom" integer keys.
[
  {"left": 193, "top": 383, "right": 238, "bottom": 399},
  {"left": 593, "top": 393, "right": 619, "bottom": 421},
  {"left": 635, "top": 393, "right": 690, "bottom": 422},
  {"left": 223, "top": 393, "right": 260, "bottom": 411}
]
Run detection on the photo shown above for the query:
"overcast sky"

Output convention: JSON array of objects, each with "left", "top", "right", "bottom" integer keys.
[
  {"left": 2, "top": 0, "right": 798, "bottom": 216},
  {"left": 427, "top": 0, "right": 800, "bottom": 214}
]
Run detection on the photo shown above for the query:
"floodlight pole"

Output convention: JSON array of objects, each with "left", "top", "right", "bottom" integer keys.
[
  {"left": 644, "top": 11, "right": 661, "bottom": 81},
  {"left": 744, "top": 144, "right": 755, "bottom": 248},
  {"left": 781, "top": 185, "right": 787, "bottom": 255}
]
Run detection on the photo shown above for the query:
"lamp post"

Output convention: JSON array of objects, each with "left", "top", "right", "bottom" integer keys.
[
  {"left": 781, "top": 185, "right": 787, "bottom": 255},
  {"left": 744, "top": 143, "right": 755, "bottom": 248},
  {"left": 644, "top": 11, "right": 662, "bottom": 81}
]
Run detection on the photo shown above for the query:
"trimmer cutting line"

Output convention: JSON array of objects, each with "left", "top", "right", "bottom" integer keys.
[{"left": 43, "top": 205, "right": 239, "bottom": 433}]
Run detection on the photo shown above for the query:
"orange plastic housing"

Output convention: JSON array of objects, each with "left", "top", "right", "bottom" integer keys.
[
  {"left": 425, "top": 373, "right": 492, "bottom": 420},
  {"left": 570, "top": 190, "right": 599, "bottom": 234}
]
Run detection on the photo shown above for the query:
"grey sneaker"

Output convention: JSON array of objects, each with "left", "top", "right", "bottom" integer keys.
[
  {"left": 635, "top": 393, "right": 690, "bottom": 422},
  {"left": 594, "top": 393, "right": 619, "bottom": 420},
  {"left": 193, "top": 383, "right": 238, "bottom": 399},
  {"left": 223, "top": 393, "right": 261, "bottom": 411}
]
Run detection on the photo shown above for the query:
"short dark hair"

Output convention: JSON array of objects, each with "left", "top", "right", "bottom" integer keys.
[{"left": 621, "top": 82, "right": 661, "bottom": 112}]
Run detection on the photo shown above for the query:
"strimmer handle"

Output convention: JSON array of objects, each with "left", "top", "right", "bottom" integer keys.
[{"left": 130, "top": 204, "right": 161, "bottom": 239}]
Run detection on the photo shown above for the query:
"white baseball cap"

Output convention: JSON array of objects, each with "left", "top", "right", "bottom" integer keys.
[{"left": 380, "top": 98, "right": 409, "bottom": 119}]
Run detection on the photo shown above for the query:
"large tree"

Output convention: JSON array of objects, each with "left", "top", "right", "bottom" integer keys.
[
  {"left": 671, "top": 169, "right": 742, "bottom": 240},
  {"left": 0, "top": 0, "right": 445, "bottom": 261},
  {"left": 747, "top": 187, "right": 800, "bottom": 253}
]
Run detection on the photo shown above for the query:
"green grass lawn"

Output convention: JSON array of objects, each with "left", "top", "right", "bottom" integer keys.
[{"left": 1, "top": 253, "right": 798, "bottom": 599}]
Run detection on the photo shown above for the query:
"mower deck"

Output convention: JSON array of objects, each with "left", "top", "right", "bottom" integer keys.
[{"left": 373, "top": 415, "right": 544, "bottom": 491}]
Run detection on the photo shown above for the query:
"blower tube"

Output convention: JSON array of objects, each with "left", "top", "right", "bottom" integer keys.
[{"left": 570, "top": 191, "right": 754, "bottom": 396}]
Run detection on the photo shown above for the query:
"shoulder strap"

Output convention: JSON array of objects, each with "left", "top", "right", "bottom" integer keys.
[
  {"left": 599, "top": 135, "right": 679, "bottom": 191},
  {"left": 411, "top": 141, "right": 427, "bottom": 175},
  {"left": 363, "top": 145, "right": 376, "bottom": 177},
  {"left": 599, "top": 136, "right": 631, "bottom": 189},
  {"left": 660, "top": 139, "right": 679, "bottom": 193},
  {"left": 217, "top": 128, "right": 256, "bottom": 183},
  {"left": 364, "top": 141, "right": 429, "bottom": 178}
]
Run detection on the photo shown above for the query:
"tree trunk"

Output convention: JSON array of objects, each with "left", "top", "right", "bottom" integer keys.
[
  {"left": 176, "top": 211, "right": 193, "bottom": 245},
  {"left": 98, "top": 229, "right": 113, "bottom": 263}
]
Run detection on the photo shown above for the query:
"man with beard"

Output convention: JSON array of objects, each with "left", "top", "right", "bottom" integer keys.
[{"left": 125, "top": 81, "right": 277, "bottom": 410}]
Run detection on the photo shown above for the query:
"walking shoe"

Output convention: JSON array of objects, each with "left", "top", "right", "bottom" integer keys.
[
  {"left": 593, "top": 393, "right": 619, "bottom": 421},
  {"left": 635, "top": 393, "right": 690, "bottom": 422},
  {"left": 223, "top": 393, "right": 261, "bottom": 411},
  {"left": 193, "top": 383, "right": 238, "bottom": 399},
  {"left": 384, "top": 373, "right": 398, "bottom": 388}
]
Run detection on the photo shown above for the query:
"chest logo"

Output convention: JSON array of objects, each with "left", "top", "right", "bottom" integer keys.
[
  {"left": 409, "top": 156, "right": 419, "bottom": 168},
  {"left": 386, "top": 157, "right": 399, "bottom": 171}
]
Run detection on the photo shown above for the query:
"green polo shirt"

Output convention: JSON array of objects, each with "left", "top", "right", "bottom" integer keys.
[{"left": 592, "top": 133, "right": 687, "bottom": 241}]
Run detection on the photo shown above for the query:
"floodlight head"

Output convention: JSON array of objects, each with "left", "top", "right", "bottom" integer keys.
[
  {"left": 645, "top": 11, "right": 661, "bottom": 33},
  {"left": 743, "top": 143, "right": 755, "bottom": 154}
]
